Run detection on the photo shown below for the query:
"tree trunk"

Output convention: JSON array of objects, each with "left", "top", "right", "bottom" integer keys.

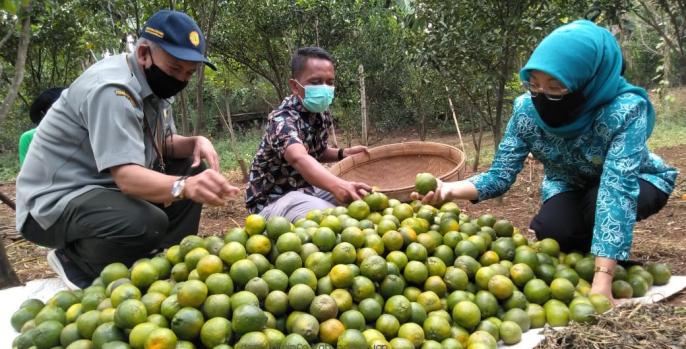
[
  {"left": 491, "top": 27, "right": 514, "bottom": 152},
  {"left": 179, "top": 90, "right": 190, "bottom": 135},
  {"left": 418, "top": 110, "right": 426, "bottom": 141},
  {"left": 416, "top": 91, "right": 426, "bottom": 141},
  {"left": 224, "top": 92, "right": 249, "bottom": 183},
  {"left": 445, "top": 84, "right": 465, "bottom": 151},
  {"left": 0, "top": 240, "right": 21, "bottom": 289},
  {"left": 329, "top": 123, "right": 339, "bottom": 148},
  {"left": 663, "top": 40, "right": 672, "bottom": 91},
  {"left": 194, "top": 73, "right": 205, "bottom": 135},
  {"left": 0, "top": 7, "right": 31, "bottom": 125},
  {"left": 358, "top": 64, "right": 368, "bottom": 146},
  {"left": 0, "top": 186, "right": 20, "bottom": 289},
  {"left": 219, "top": 94, "right": 249, "bottom": 182},
  {"left": 192, "top": 0, "right": 219, "bottom": 136},
  {"left": 0, "top": 191, "right": 15, "bottom": 210},
  {"left": 0, "top": 3, "right": 31, "bottom": 286},
  {"left": 471, "top": 116, "right": 483, "bottom": 172},
  {"left": 678, "top": 55, "right": 686, "bottom": 86},
  {"left": 493, "top": 53, "right": 511, "bottom": 152}
]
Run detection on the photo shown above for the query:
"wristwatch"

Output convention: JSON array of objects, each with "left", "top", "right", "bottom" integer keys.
[{"left": 171, "top": 176, "right": 188, "bottom": 200}]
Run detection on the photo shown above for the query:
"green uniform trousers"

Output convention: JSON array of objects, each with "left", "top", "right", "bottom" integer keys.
[{"left": 21, "top": 158, "right": 204, "bottom": 278}]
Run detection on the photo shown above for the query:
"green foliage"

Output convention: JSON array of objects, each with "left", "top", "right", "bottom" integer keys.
[
  {"left": 214, "top": 128, "right": 264, "bottom": 173},
  {"left": 0, "top": 0, "right": 683, "bottom": 178},
  {"left": 1, "top": 0, "right": 30, "bottom": 15},
  {"left": 622, "top": 17, "right": 662, "bottom": 88},
  {"left": 416, "top": 0, "right": 593, "bottom": 149},
  {"left": 332, "top": 4, "right": 419, "bottom": 136},
  {"left": 648, "top": 89, "right": 686, "bottom": 149},
  {"left": 0, "top": 98, "right": 30, "bottom": 151},
  {"left": 211, "top": 1, "right": 295, "bottom": 101},
  {"left": 1, "top": 0, "right": 17, "bottom": 14},
  {"left": 0, "top": 151, "right": 20, "bottom": 181}
]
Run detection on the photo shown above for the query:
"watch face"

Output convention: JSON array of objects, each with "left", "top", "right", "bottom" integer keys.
[{"left": 172, "top": 180, "right": 184, "bottom": 198}]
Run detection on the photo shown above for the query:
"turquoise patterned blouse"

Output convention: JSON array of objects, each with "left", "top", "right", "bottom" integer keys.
[{"left": 468, "top": 92, "right": 678, "bottom": 260}]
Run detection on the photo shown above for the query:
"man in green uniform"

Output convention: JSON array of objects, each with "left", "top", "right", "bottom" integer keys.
[{"left": 15, "top": 10, "right": 239, "bottom": 289}]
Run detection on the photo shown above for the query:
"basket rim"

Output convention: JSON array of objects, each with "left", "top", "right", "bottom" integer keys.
[{"left": 330, "top": 141, "right": 466, "bottom": 193}]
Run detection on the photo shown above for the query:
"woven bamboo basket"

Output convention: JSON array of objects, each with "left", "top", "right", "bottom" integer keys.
[{"left": 330, "top": 141, "right": 466, "bottom": 202}]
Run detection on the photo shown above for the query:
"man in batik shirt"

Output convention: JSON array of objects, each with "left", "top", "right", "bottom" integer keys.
[{"left": 245, "top": 47, "right": 371, "bottom": 221}]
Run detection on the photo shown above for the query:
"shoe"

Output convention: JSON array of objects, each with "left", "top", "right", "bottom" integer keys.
[{"left": 47, "top": 249, "right": 93, "bottom": 290}]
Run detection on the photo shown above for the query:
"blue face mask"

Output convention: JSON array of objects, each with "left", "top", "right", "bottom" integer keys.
[{"left": 296, "top": 80, "right": 335, "bottom": 113}]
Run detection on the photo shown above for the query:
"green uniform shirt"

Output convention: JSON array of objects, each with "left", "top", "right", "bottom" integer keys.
[
  {"left": 16, "top": 53, "right": 176, "bottom": 231},
  {"left": 18, "top": 128, "right": 36, "bottom": 167}
]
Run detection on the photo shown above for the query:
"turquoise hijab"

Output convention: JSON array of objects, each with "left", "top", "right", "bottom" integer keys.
[{"left": 520, "top": 20, "right": 655, "bottom": 138}]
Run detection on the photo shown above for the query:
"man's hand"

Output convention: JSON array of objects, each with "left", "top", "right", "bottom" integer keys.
[
  {"left": 344, "top": 146, "right": 369, "bottom": 157},
  {"left": 192, "top": 136, "right": 220, "bottom": 171},
  {"left": 183, "top": 169, "right": 240, "bottom": 206},
  {"left": 286, "top": 143, "right": 372, "bottom": 200},
  {"left": 331, "top": 179, "right": 372, "bottom": 204}
]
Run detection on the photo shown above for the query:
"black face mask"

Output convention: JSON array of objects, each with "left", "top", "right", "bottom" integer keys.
[
  {"left": 531, "top": 89, "right": 587, "bottom": 128},
  {"left": 144, "top": 54, "right": 188, "bottom": 99}
]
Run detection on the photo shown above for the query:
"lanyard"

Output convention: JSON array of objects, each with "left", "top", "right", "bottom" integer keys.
[{"left": 143, "top": 109, "right": 166, "bottom": 173}]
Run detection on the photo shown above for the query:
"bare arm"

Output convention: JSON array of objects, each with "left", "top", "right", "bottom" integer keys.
[
  {"left": 320, "top": 147, "right": 341, "bottom": 163},
  {"left": 442, "top": 180, "right": 479, "bottom": 201},
  {"left": 284, "top": 144, "right": 371, "bottom": 203},
  {"left": 412, "top": 179, "right": 479, "bottom": 205},
  {"left": 165, "top": 134, "right": 196, "bottom": 158},
  {"left": 165, "top": 134, "right": 220, "bottom": 171},
  {"left": 319, "top": 145, "right": 369, "bottom": 163},
  {"left": 111, "top": 164, "right": 239, "bottom": 206}
]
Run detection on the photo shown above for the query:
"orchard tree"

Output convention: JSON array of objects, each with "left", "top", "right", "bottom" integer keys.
[{"left": 417, "top": 0, "right": 594, "bottom": 152}]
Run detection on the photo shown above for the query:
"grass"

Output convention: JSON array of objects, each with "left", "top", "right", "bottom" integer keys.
[
  {"left": 648, "top": 118, "right": 686, "bottom": 150},
  {"left": 0, "top": 152, "right": 19, "bottom": 182},
  {"left": 214, "top": 127, "right": 264, "bottom": 173},
  {"left": 464, "top": 145, "right": 496, "bottom": 171},
  {"left": 648, "top": 88, "right": 686, "bottom": 150}
]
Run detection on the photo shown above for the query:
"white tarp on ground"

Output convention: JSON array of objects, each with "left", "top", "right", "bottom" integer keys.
[{"left": 1, "top": 276, "right": 685, "bottom": 349}]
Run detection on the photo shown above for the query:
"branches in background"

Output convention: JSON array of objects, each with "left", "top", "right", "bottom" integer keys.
[
  {"left": 0, "top": 1, "right": 32, "bottom": 125},
  {"left": 0, "top": 0, "right": 682, "bottom": 157}
]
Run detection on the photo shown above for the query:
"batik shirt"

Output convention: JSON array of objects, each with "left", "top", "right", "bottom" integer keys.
[
  {"left": 245, "top": 95, "right": 333, "bottom": 213},
  {"left": 468, "top": 93, "right": 678, "bottom": 260}
]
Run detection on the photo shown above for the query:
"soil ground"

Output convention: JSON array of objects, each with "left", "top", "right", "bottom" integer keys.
[{"left": 1, "top": 132, "right": 685, "bottom": 307}]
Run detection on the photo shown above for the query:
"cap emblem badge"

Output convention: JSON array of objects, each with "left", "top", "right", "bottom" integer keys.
[{"left": 189, "top": 31, "right": 200, "bottom": 47}]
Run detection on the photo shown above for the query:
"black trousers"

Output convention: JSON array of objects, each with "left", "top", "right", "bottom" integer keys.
[
  {"left": 530, "top": 179, "right": 669, "bottom": 254},
  {"left": 22, "top": 159, "right": 204, "bottom": 278}
]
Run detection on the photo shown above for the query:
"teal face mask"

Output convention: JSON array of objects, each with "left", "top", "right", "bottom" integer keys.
[{"left": 296, "top": 81, "right": 335, "bottom": 113}]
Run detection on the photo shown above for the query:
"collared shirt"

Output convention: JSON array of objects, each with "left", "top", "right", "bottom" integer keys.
[
  {"left": 468, "top": 92, "right": 678, "bottom": 260},
  {"left": 245, "top": 95, "right": 333, "bottom": 213},
  {"left": 16, "top": 53, "right": 176, "bottom": 231}
]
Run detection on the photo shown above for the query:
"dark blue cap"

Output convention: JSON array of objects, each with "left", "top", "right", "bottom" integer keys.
[{"left": 140, "top": 10, "right": 216, "bottom": 70}]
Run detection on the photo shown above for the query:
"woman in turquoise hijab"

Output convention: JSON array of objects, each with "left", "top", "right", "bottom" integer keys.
[{"left": 415, "top": 20, "right": 678, "bottom": 303}]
